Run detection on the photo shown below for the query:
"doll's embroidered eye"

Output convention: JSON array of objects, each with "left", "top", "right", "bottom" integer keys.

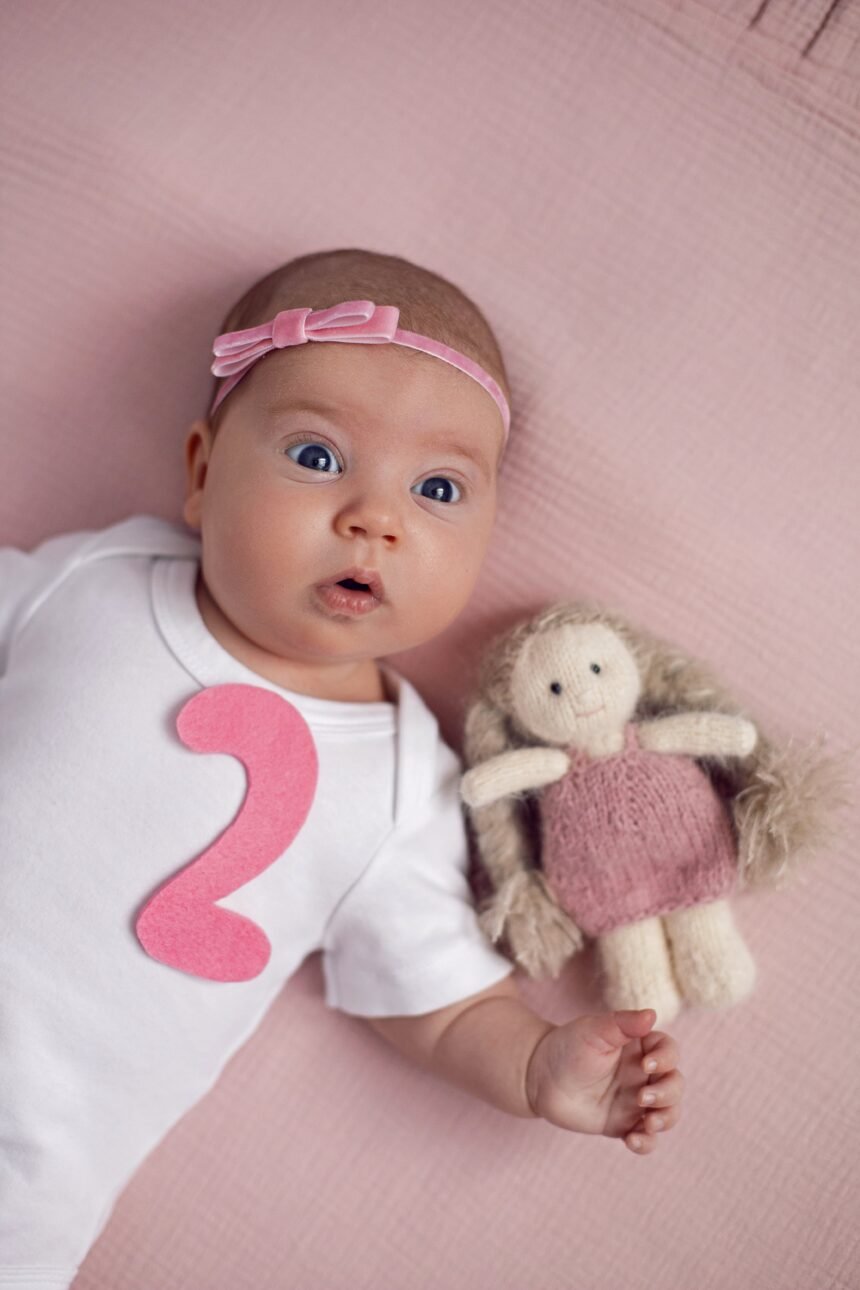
[
  {"left": 550, "top": 681, "right": 563, "bottom": 695},
  {"left": 412, "top": 476, "right": 462, "bottom": 504},
  {"left": 284, "top": 441, "right": 342, "bottom": 474},
  {"left": 590, "top": 663, "right": 602, "bottom": 675}
]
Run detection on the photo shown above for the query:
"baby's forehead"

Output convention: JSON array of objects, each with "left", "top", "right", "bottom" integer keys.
[
  {"left": 259, "top": 339, "right": 467, "bottom": 402},
  {"left": 254, "top": 343, "right": 506, "bottom": 461}
]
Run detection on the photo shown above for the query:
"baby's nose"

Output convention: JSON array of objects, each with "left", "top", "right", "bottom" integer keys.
[{"left": 334, "top": 491, "right": 402, "bottom": 544}]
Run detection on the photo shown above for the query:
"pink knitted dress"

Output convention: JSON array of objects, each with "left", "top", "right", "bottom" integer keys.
[{"left": 538, "top": 722, "right": 738, "bottom": 937}]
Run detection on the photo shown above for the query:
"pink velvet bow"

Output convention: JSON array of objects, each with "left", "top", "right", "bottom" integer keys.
[{"left": 211, "top": 300, "right": 401, "bottom": 381}]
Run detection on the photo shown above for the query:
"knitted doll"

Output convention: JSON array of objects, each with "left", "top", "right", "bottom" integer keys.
[{"left": 460, "top": 602, "right": 845, "bottom": 1025}]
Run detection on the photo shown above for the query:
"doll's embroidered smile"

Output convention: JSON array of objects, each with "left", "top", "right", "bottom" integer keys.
[{"left": 549, "top": 684, "right": 604, "bottom": 719}]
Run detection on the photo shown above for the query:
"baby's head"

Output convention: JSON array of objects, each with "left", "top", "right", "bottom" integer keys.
[{"left": 183, "top": 248, "right": 511, "bottom": 696}]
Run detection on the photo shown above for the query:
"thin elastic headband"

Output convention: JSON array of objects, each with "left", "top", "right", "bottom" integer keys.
[{"left": 209, "top": 299, "right": 510, "bottom": 438}]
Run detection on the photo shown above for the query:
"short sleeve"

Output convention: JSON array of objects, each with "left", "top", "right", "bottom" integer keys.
[
  {"left": 0, "top": 515, "right": 201, "bottom": 677},
  {"left": 0, "top": 528, "right": 96, "bottom": 675},
  {"left": 321, "top": 759, "right": 514, "bottom": 1018}
]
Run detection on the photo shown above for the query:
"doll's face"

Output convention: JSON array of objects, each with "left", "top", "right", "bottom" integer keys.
[
  {"left": 183, "top": 341, "right": 504, "bottom": 694},
  {"left": 510, "top": 622, "right": 641, "bottom": 746}
]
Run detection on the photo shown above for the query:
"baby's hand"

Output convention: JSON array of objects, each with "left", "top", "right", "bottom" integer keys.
[{"left": 526, "top": 1008, "right": 682, "bottom": 1154}]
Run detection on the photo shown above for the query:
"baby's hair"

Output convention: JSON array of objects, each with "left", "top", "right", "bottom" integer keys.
[{"left": 206, "top": 247, "right": 510, "bottom": 438}]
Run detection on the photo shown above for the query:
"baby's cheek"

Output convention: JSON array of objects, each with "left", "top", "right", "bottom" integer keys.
[{"left": 423, "top": 546, "right": 483, "bottom": 623}]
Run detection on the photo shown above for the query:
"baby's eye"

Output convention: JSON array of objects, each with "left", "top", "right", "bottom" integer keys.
[
  {"left": 284, "top": 441, "right": 342, "bottom": 474},
  {"left": 412, "top": 476, "right": 462, "bottom": 504}
]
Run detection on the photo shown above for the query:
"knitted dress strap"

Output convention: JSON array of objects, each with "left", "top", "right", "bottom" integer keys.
[{"left": 624, "top": 722, "right": 640, "bottom": 752}]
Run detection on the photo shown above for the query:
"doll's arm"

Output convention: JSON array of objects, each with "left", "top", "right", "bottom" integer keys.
[
  {"left": 460, "top": 747, "right": 570, "bottom": 810},
  {"left": 637, "top": 712, "right": 757, "bottom": 759}
]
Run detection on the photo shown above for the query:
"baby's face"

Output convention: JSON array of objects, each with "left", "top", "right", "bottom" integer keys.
[{"left": 183, "top": 342, "right": 504, "bottom": 687}]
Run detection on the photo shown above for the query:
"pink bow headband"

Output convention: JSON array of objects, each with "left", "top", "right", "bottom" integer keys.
[{"left": 209, "top": 299, "right": 510, "bottom": 438}]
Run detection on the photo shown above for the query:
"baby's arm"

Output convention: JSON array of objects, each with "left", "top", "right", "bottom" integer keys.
[{"left": 367, "top": 976, "right": 682, "bottom": 1154}]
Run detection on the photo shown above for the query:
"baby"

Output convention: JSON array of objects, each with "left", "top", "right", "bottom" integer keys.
[{"left": 0, "top": 248, "right": 683, "bottom": 1286}]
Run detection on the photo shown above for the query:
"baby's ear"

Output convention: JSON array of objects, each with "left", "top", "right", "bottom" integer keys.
[{"left": 182, "top": 419, "right": 213, "bottom": 529}]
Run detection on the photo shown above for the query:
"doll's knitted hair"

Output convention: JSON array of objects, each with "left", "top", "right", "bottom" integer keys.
[{"left": 463, "top": 600, "right": 849, "bottom": 893}]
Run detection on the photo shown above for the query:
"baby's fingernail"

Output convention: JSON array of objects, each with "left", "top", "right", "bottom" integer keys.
[
  {"left": 644, "top": 1059, "right": 657, "bottom": 1072},
  {"left": 640, "top": 1091, "right": 656, "bottom": 1105},
  {"left": 630, "top": 1135, "right": 642, "bottom": 1150},
  {"left": 652, "top": 1117, "right": 665, "bottom": 1130}
]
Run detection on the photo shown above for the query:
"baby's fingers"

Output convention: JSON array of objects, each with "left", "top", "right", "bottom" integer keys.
[
  {"left": 640, "top": 1030, "right": 680, "bottom": 1077},
  {"left": 638, "top": 1068, "right": 684, "bottom": 1113},
  {"left": 625, "top": 1097, "right": 682, "bottom": 1151},
  {"left": 625, "top": 1122, "right": 659, "bottom": 1155},
  {"left": 641, "top": 1102, "right": 682, "bottom": 1135},
  {"left": 625, "top": 1043, "right": 683, "bottom": 1154}
]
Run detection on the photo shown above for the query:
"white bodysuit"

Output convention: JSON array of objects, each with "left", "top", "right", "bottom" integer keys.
[{"left": 0, "top": 515, "right": 512, "bottom": 1289}]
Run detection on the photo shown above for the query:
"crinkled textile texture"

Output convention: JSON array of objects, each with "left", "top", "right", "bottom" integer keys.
[{"left": 1, "top": 1, "right": 857, "bottom": 1287}]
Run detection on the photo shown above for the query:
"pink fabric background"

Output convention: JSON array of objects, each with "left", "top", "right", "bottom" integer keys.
[{"left": 2, "top": 1, "right": 858, "bottom": 1286}]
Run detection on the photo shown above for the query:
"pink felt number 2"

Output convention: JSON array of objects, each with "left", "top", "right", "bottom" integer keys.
[{"left": 135, "top": 684, "right": 318, "bottom": 983}]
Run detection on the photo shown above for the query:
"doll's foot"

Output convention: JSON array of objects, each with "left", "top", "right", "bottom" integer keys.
[
  {"left": 597, "top": 918, "right": 683, "bottom": 1028},
  {"left": 664, "top": 900, "right": 756, "bottom": 1009}
]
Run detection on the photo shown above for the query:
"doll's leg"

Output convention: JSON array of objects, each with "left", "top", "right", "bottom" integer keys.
[
  {"left": 663, "top": 899, "right": 756, "bottom": 1009},
  {"left": 597, "top": 916, "right": 682, "bottom": 1027}
]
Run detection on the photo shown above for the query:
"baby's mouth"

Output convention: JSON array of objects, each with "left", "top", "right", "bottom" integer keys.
[
  {"left": 317, "top": 565, "right": 386, "bottom": 602},
  {"left": 313, "top": 566, "right": 386, "bottom": 618}
]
